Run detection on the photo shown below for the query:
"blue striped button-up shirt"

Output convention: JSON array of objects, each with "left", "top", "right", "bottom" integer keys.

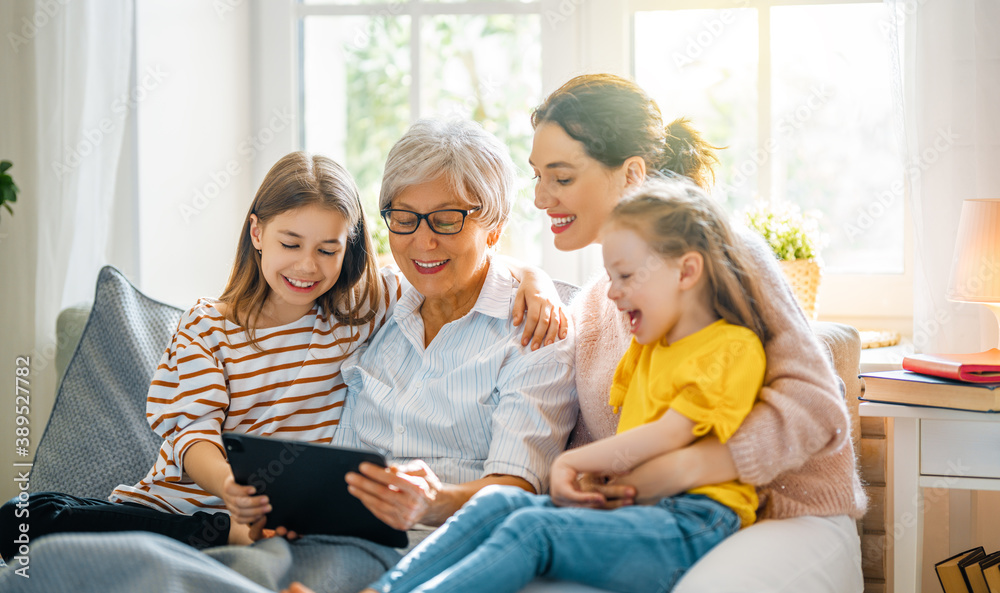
[{"left": 332, "top": 258, "right": 578, "bottom": 493}]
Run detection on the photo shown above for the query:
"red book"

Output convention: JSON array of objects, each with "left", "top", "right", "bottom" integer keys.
[{"left": 902, "top": 349, "right": 1000, "bottom": 384}]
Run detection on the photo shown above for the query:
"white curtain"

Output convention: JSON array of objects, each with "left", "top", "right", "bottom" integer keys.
[
  {"left": 35, "top": 0, "right": 135, "bottom": 305},
  {"left": 887, "top": 0, "right": 1000, "bottom": 353},
  {"left": 31, "top": 0, "right": 136, "bottom": 414},
  {"left": 0, "top": 0, "right": 136, "bottom": 501},
  {"left": 885, "top": 1, "right": 1000, "bottom": 583}
]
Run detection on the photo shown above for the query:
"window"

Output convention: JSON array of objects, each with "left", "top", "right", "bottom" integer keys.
[
  {"left": 299, "top": 0, "right": 545, "bottom": 263},
  {"left": 620, "top": 0, "right": 911, "bottom": 323},
  {"left": 634, "top": 2, "right": 904, "bottom": 275},
  {"left": 254, "top": 0, "right": 912, "bottom": 323}
]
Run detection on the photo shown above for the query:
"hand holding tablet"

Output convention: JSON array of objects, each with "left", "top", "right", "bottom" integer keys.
[{"left": 223, "top": 434, "right": 409, "bottom": 548}]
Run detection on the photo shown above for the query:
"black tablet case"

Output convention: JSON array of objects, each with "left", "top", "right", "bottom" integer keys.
[{"left": 223, "top": 433, "right": 409, "bottom": 548}]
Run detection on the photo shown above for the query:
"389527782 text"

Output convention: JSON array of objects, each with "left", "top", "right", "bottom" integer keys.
[{"left": 10, "top": 355, "right": 33, "bottom": 578}]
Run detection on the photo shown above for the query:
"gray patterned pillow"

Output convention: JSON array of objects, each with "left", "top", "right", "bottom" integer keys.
[{"left": 30, "top": 266, "right": 183, "bottom": 499}]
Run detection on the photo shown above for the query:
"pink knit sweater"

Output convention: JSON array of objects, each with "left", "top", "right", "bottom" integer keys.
[{"left": 570, "top": 229, "right": 868, "bottom": 521}]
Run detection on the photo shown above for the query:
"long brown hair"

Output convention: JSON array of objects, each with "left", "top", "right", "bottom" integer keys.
[
  {"left": 531, "top": 73, "right": 721, "bottom": 190},
  {"left": 218, "top": 152, "right": 382, "bottom": 348},
  {"left": 609, "top": 177, "right": 769, "bottom": 343}
]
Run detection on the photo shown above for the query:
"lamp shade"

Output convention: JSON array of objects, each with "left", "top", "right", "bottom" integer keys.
[{"left": 947, "top": 199, "right": 1000, "bottom": 303}]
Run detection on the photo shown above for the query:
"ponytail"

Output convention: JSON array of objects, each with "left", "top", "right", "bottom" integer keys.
[
  {"left": 658, "top": 118, "right": 722, "bottom": 191},
  {"left": 533, "top": 74, "right": 723, "bottom": 192}
]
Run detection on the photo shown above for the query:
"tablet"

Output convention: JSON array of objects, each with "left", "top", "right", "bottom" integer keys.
[{"left": 222, "top": 433, "right": 409, "bottom": 548}]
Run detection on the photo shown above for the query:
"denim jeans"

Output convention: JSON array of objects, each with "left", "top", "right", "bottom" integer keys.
[
  {"left": 368, "top": 485, "right": 741, "bottom": 593},
  {"left": 0, "top": 491, "right": 230, "bottom": 561}
]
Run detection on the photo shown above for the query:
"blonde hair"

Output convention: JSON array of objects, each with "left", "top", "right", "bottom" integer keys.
[
  {"left": 219, "top": 152, "right": 383, "bottom": 349},
  {"left": 531, "top": 73, "right": 721, "bottom": 190},
  {"left": 609, "top": 178, "right": 769, "bottom": 343}
]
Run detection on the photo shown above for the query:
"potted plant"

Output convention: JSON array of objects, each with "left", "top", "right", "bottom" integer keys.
[
  {"left": 742, "top": 201, "right": 825, "bottom": 320},
  {"left": 0, "top": 160, "right": 19, "bottom": 220}
]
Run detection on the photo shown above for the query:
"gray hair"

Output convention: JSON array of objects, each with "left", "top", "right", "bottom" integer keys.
[{"left": 379, "top": 119, "right": 515, "bottom": 235}]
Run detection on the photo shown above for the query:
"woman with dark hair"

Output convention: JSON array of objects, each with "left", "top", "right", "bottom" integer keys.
[{"left": 527, "top": 73, "right": 866, "bottom": 592}]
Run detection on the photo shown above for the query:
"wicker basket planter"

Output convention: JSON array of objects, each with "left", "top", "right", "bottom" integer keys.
[{"left": 780, "top": 259, "right": 821, "bottom": 320}]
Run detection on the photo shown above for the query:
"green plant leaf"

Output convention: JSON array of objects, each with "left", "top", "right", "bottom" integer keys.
[
  {"left": 741, "top": 201, "right": 825, "bottom": 262},
  {"left": 3, "top": 202, "right": 12, "bottom": 215},
  {"left": 0, "top": 160, "right": 11, "bottom": 174}
]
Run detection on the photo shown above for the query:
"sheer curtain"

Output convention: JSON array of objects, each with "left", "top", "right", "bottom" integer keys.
[
  {"left": 885, "top": 1, "right": 1000, "bottom": 587},
  {"left": 887, "top": 0, "right": 1000, "bottom": 353},
  {"left": 10, "top": 0, "right": 136, "bottom": 465},
  {"left": 35, "top": 0, "right": 136, "bottom": 311}
]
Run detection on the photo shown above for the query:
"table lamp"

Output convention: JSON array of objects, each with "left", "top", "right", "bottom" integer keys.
[{"left": 946, "top": 199, "right": 1000, "bottom": 346}]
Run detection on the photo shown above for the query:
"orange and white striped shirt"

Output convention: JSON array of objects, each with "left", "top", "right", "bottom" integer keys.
[{"left": 110, "top": 269, "right": 401, "bottom": 515}]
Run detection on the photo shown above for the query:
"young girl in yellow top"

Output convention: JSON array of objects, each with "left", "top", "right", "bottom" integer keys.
[
  {"left": 0, "top": 152, "right": 564, "bottom": 560},
  {"left": 335, "top": 176, "right": 771, "bottom": 593}
]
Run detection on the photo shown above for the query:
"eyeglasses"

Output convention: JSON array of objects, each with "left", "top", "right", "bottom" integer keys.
[{"left": 380, "top": 207, "right": 481, "bottom": 235}]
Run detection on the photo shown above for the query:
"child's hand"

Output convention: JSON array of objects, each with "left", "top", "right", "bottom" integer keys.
[
  {"left": 549, "top": 457, "right": 608, "bottom": 508},
  {"left": 591, "top": 475, "right": 637, "bottom": 509},
  {"left": 248, "top": 519, "right": 300, "bottom": 543},
  {"left": 280, "top": 583, "right": 321, "bottom": 593},
  {"left": 221, "top": 474, "right": 272, "bottom": 525}
]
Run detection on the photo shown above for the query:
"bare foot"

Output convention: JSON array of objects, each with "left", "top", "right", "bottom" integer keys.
[
  {"left": 227, "top": 521, "right": 253, "bottom": 546},
  {"left": 280, "top": 583, "right": 319, "bottom": 593}
]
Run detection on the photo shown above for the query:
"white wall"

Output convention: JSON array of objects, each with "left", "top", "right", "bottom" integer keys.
[
  {"left": 136, "top": 0, "right": 254, "bottom": 307},
  {"left": 0, "top": 0, "right": 41, "bottom": 505},
  {"left": 0, "top": 0, "right": 255, "bottom": 503}
]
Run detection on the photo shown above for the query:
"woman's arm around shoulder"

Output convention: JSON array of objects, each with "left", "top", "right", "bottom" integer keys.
[
  {"left": 497, "top": 255, "right": 570, "bottom": 350},
  {"left": 724, "top": 229, "right": 852, "bottom": 486}
]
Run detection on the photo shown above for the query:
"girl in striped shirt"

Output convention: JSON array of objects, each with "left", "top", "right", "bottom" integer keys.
[
  {"left": 2, "top": 152, "right": 566, "bottom": 555},
  {"left": 108, "top": 152, "right": 396, "bottom": 545}
]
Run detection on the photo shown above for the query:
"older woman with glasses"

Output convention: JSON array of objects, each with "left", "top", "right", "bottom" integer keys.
[
  {"left": 1, "top": 120, "right": 579, "bottom": 593},
  {"left": 328, "top": 118, "right": 578, "bottom": 534}
]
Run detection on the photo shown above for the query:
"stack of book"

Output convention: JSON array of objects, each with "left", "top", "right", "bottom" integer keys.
[
  {"left": 860, "top": 349, "right": 1000, "bottom": 412},
  {"left": 903, "top": 350, "right": 1000, "bottom": 384},
  {"left": 937, "top": 547, "right": 1000, "bottom": 593}
]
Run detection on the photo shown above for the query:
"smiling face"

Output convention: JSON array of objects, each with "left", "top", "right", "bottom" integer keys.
[
  {"left": 602, "top": 225, "right": 686, "bottom": 345},
  {"left": 388, "top": 176, "right": 498, "bottom": 312},
  {"left": 529, "top": 122, "right": 631, "bottom": 251},
  {"left": 250, "top": 203, "right": 350, "bottom": 324}
]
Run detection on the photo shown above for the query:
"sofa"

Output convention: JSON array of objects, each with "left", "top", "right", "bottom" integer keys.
[{"left": 31, "top": 266, "right": 875, "bottom": 592}]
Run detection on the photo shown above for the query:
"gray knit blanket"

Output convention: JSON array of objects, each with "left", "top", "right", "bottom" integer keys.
[{"left": 0, "top": 531, "right": 403, "bottom": 593}]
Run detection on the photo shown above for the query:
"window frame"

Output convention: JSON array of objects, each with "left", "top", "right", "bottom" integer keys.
[
  {"left": 253, "top": 0, "right": 913, "bottom": 328},
  {"left": 580, "top": 0, "right": 913, "bottom": 327}
]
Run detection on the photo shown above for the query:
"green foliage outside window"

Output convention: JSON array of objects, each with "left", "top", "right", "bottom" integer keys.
[
  {"left": 340, "top": 13, "right": 541, "bottom": 254},
  {"left": 742, "top": 201, "right": 825, "bottom": 261}
]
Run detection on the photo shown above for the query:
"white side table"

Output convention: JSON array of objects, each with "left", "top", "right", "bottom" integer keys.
[{"left": 859, "top": 401, "right": 1000, "bottom": 593}]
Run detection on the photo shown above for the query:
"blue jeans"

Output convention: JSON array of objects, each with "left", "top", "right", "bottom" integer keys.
[{"left": 368, "top": 485, "right": 741, "bottom": 593}]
